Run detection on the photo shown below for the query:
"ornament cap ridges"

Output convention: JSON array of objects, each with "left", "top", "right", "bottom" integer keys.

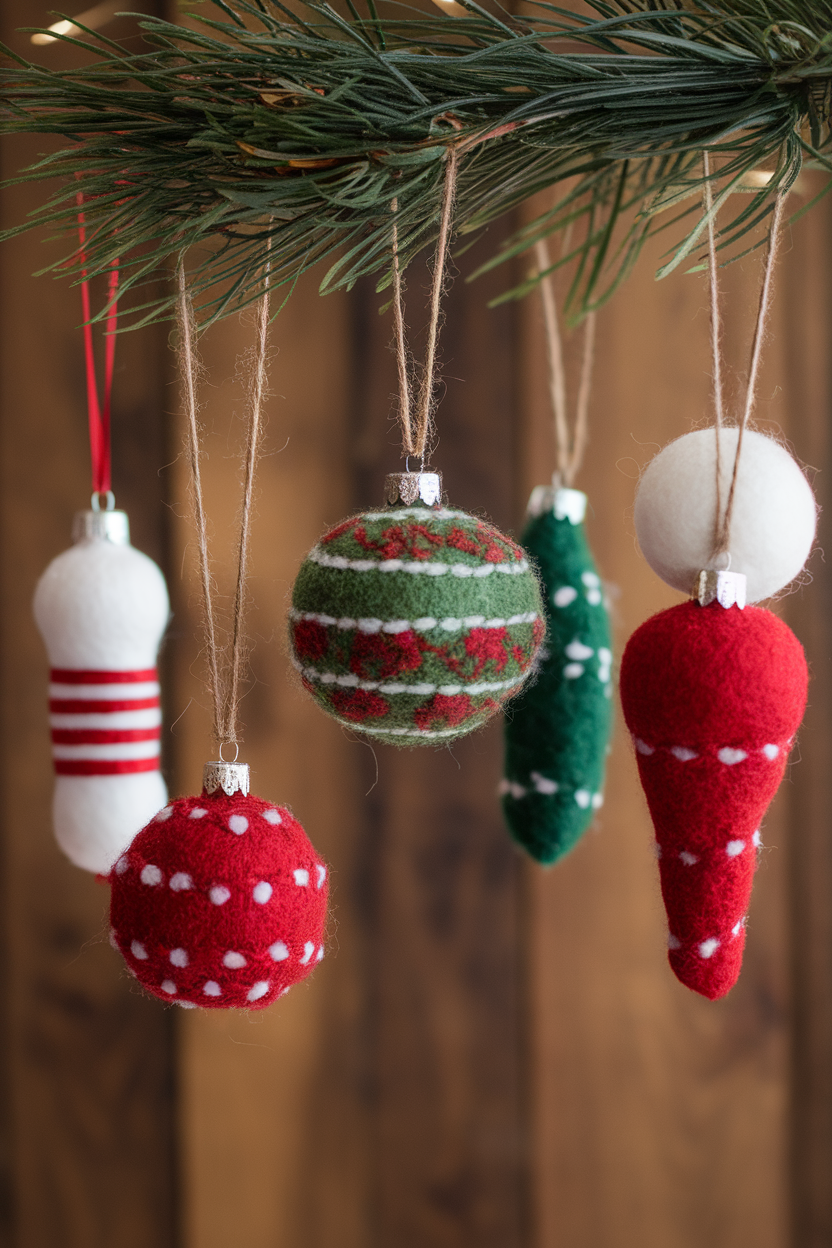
[
  {"left": 384, "top": 471, "right": 442, "bottom": 508},
  {"left": 695, "top": 569, "right": 747, "bottom": 610},
  {"left": 202, "top": 761, "right": 250, "bottom": 797},
  {"left": 72, "top": 509, "right": 130, "bottom": 545}
]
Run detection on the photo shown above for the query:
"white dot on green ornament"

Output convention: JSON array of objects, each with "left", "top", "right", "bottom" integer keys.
[{"left": 553, "top": 586, "right": 577, "bottom": 607}]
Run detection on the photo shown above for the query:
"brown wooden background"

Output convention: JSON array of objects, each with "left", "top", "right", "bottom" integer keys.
[{"left": 2, "top": 4, "right": 832, "bottom": 1246}]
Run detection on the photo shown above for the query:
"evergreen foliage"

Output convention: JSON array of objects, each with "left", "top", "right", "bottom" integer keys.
[{"left": 0, "top": 0, "right": 830, "bottom": 325}]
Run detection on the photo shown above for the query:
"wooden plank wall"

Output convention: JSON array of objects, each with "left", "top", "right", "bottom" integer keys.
[{"left": 2, "top": 6, "right": 832, "bottom": 1245}]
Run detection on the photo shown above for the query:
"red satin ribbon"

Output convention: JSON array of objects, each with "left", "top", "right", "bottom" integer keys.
[{"left": 76, "top": 192, "right": 118, "bottom": 496}]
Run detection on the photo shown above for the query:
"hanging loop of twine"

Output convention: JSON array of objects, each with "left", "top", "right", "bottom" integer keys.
[
  {"left": 535, "top": 237, "right": 596, "bottom": 488},
  {"left": 176, "top": 256, "right": 271, "bottom": 748},
  {"left": 704, "top": 153, "right": 786, "bottom": 560},
  {"left": 390, "top": 146, "right": 459, "bottom": 465}
]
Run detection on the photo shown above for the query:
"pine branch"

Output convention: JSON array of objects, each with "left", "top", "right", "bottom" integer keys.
[{"left": 0, "top": 0, "right": 830, "bottom": 326}]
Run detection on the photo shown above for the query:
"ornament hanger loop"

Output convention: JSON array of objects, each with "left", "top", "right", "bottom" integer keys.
[
  {"left": 91, "top": 490, "right": 115, "bottom": 513},
  {"left": 218, "top": 741, "right": 239, "bottom": 764}
]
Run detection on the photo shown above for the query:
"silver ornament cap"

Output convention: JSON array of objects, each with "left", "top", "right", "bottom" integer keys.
[
  {"left": 526, "top": 484, "right": 587, "bottom": 525},
  {"left": 385, "top": 471, "right": 442, "bottom": 508},
  {"left": 695, "top": 569, "right": 747, "bottom": 610},
  {"left": 72, "top": 509, "right": 130, "bottom": 545},
  {"left": 203, "top": 761, "right": 250, "bottom": 797}
]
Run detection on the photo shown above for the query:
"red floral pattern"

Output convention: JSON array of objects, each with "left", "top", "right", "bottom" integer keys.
[
  {"left": 350, "top": 630, "right": 423, "bottom": 681},
  {"left": 330, "top": 689, "right": 390, "bottom": 722}
]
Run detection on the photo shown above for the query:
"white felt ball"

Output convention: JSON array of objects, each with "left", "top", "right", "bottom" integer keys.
[
  {"left": 33, "top": 533, "right": 171, "bottom": 875},
  {"left": 634, "top": 427, "right": 816, "bottom": 602}
]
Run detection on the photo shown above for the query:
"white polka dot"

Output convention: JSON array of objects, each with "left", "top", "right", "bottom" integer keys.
[
  {"left": 726, "top": 839, "right": 746, "bottom": 857},
  {"left": 581, "top": 570, "right": 600, "bottom": 588},
  {"left": 155, "top": 807, "right": 174, "bottom": 821},
  {"left": 189, "top": 808, "right": 207, "bottom": 820},
  {"left": 316, "top": 864, "right": 327, "bottom": 888},
  {"left": 667, "top": 933, "right": 681, "bottom": 950},
  {"left": 280, "top": 987, "right": 290, "bottom": 997},
  {"left": 261, "top": 808, "right": 282, "bottom": 825},
  {"left": 530, "top": 771, "right": 558, "bottom": 795},
  {"left": 553, "top": 586, "right": 578, "bottom": 608},
  {"left": 202, "top": 981, "right": 221, "bottom": 997},
  {"left": 141, "top": 864, "right": 163, "bottom": 886},
  {"left": 634, "top": 738, "right": 655, "bottom": 756},
  {"left": 670, "top": 746, "right": 698, "bottom": 761},
  {"left": 752, "top": 830, "right": 762, "bottom": 848},
  {"left": 269, "top": 941, "right": 289, "bottom": 962},
  {"left": 574, "top": 790, "right": 591, "bottom": 809},
  {"left": 209, "top": 885, "right": 231, "bottom": 906},
  {"left": 718, "top": 747, "right": 747, "bottom": 765},
  {"left": 130, "top": 940, "right": 148, "bottom": 960},
  {"left": 679, "top": 851, "right": 698, "bottom": 866},
  {"left": 564, "top": 663, "right": 584, "bottom": 679},
  {"left": 109, "top": 928, "right": 119, "bottom": 950},
  {"left": 170, "top": 872, "right": 193, "bottom": 892},
  {"left": 300, "top": 941, "right": 315, "bottom": 965},
  {"left": 586, "top": 588, "right": 602, "bottom": 605},
  {"left": 732, "top": 918, "right": 746, "bottom": 937},
  {"left": 565, "top": 639, "right": 594, "bottom": 661},
  {"left": 115, "top": 855, "right": 129, "bottom": 875},
  {"left": 247, "top": 981, "right": 270, "bottom": 1002},
  {"left": 316, "top": 945, "right": 325, "bottom": 962},
  {"left": 253, "top": 881, "right": 273, "bottom": 904},
  {"left": 698, "top": 938, "right": 720, "bottom": 959},
  {"left": 177, "top": 1001, "right": 197, "bottom": 1009},
  {"left": 161, "top": 979, "right": 177, "bottom": 995},
  {"left": 294, "top": 868, "right": 310, "bottom": 887},
  {"left": 228, "top": 814, "right": 249, "bottom": 836},
  {"left": 223, "top": 951, "right": 246, "bottom": 969},
  {"left": 591, "top": 793, "right": 604, "bottom": 809},
  {"left": 762, "top": 743, "right": 780, "bottom": 760},
  {"left": 653, "top": 841, "right": 662, "bottom": 859},
  {"left": 169, "top": 948, "right": 189, "bottom": 968}
]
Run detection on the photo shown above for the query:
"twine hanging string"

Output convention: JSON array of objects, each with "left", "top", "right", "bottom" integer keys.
[
  {"left": 176, "top": 262, "right": 271, "bottom": 748},
  {"left": 391, "top": 146, "right": 459, "bottom": 465},
  {"left": 76, "top": 191, "right": 119, "bottom": 502},
  {"left": 534, "top": 237, "right": 596, "bottom": 487},
  {"left": 704, "top": 156, "right": 786, "bottom": 560}
]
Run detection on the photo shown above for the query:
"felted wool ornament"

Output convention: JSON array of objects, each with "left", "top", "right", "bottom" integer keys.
[
  {"left": 33, "top": 509, "right": 170, "bottom": 875},
  {"left": 635, "top": 428, "right": 816, "bottom": 602},
  {"left": 620, "top": 598, "right": 807, "bottom": 999},
  {"left": 501, "top": 486, "right": 612, "bottom": 863},
  {"left": 109, "top": 763, "right": 328, "bottom": 1009},
  {"left": 289, "top": 473, "right": 545, "bottom": 745}
]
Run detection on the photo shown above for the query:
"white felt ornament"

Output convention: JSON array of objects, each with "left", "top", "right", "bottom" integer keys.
[
  {"left": 634, "top": 428, "right": 816, "bottom": 602},
  {"left": 33, "top": 509, "right": 170, "bottom": 874}
]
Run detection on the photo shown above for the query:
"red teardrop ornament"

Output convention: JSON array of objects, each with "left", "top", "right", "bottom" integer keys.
[{"left": 620, "top": 600, "right": 807, "bottom": 999}]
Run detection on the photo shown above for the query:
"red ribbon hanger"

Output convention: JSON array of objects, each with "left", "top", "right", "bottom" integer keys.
[{"left": 76, "top": 191, "right": 119, "bottom": 501}]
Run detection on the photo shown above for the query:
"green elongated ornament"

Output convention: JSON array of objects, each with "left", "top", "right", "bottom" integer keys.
[{"left": 502, "top": 485, "right": 613, "bottom": 863}]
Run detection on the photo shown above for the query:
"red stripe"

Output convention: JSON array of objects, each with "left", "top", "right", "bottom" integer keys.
[
  {"left": 49, "top": 697, "right": 159, "bottom": 714},
  {"left": 54, "top": 757, "right": 160, "bottom": 776},
  {"left": 51, "top": 728, "right": 161, "bottom": 745},
  {"left": 50, "top": 668, "right": 158, "bottom": 685}
]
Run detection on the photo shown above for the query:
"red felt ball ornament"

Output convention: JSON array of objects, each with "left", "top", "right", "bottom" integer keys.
[
  {"left": 110, "top": 764, "right": 328, "bottom": 1009},
  {"left": 620, "top": 599, "right": 807, "bottom": 1000}
]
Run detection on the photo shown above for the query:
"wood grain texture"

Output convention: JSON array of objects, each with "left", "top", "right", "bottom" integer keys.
[
  {"left": 0, "top": 8, "right": 178, "bottom": 1247},
  {"left": 519, "top": 216, "right": 800, "bottom": 1247}
]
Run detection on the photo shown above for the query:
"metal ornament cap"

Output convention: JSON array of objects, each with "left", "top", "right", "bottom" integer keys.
[
  {"left": 202, "top": 761, "right": 251, "bottom": 797},
  {"left": 695, "top": 569, "right": 747, "bottom": 610},
  {"left": 72, "top": 509, "right": 130, "bottom": 545},
  {"left": 527, "top": 485, "right": 587, "bottom": 525},
  {"left": 385, "top": 472, "right": 442, "bottom": 508}
]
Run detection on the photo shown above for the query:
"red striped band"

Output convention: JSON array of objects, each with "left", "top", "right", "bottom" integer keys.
[
  {"left": 49, "top": 697, "right": 160, "bottom": 714},
  {"left": 54, "top": 757, "right": 160, "bottom": 776},
  {"left": 51, "top": 727, "right": 161, "bottom": 745},
  {"left": 50, "top": 667, "right": 158, "bottom": 684}
]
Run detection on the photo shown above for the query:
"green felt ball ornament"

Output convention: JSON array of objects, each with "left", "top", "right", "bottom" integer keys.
[
  {"left": 290, "top": 472, "right": 545, "bottom": 746},
  {"left": 502, "top": 486, "right": 613, "bottom": 862}
]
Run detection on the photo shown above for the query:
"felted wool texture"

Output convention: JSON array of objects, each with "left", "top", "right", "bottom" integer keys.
[
  {"left": 290, "top": 504, "right": 545, "bottom": 746},
  {"left": 33, "top": 535, "right": 171, "bottom": 876},
  {"left": 110, "top": 790, "right": 328, "bottom": 1009},
  {"left": 502, "top": 506, "right": 613, "bottom": 864},
  {"left": 55, "top": 772, "right": 168, "bottom": 876},
  {"left": 620, "top": 600, "right": 808, "bottom": 999},
  {"left": 634, "top": 428, "right": 816, "bottom": 602}
]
